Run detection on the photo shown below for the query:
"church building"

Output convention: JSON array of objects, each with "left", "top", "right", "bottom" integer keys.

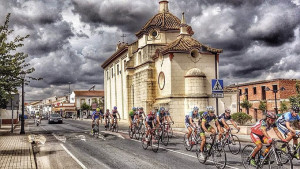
[{"left": 101, "top": 0, "right": 224, "bottom": 127}]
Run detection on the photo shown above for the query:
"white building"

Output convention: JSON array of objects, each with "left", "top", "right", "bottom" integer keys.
[{"left": 101, "top": 1, "right": 228, "bottom": 127}]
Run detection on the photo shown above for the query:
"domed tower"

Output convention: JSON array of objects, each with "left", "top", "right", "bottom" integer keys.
[{"left": 185, "top": 68, "right": 206, "bottom": 96}]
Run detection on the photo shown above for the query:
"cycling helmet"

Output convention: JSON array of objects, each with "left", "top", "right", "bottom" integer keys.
[
  {"left": 96, "top": 108, "right": 100, "bottom": 112},
  {"left": 225, "top": 108, "right": 231, "bottom": 113},
  {"left": 160, "top": 107, "right": 165, "bottom": 111},
  {"left": 149, "top": 110, "right": 154, "bottom": 114},
  {"left": 266, "top": 111, "right": 277, "bottom": 119},
  {"left": 132, "top": 107, "right": 136, "bottom": 111},
  {"left": 139, "top": 107, "right": 144, "bottom": 110},
  {"left": 292, "top": 105, "right": 299, "bottom": 113},
  {"left": 193, "top": 106, "right": 199, "bottom": 111},
  {"left": 206, "top": 106, "right": 215, "bottom": 112},
  {"left": 114, "top": 106, "right": 117, "bottom": 110}
]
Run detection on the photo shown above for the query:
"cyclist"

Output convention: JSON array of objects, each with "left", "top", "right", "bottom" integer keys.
[
  {"left": 129, "top": 107, "right": 137, "bottom": 129},
  {"left": 249, "top": 111, "right": 286, "bottom": 167},
  {"left": 218, "top": 108, "right": 240, "bottom": 139},
  {"left": 91, "top": 108, "right": 101, "bottom": 133},
  {"left": 198, "top": 106, "right": 222, "bottom": 160},
  {"left": 156, "top": 107, "right": 167, "bottom": 127},
  {"left": 184, "top": 106, "right": 200, "bottom": 147},
  {"left": 137, "top": 107, "right": 146, "bottom": 127},
  {"left": 165, "top": 109, "right": 174, "bottom": 125},
  {"left": 276, "top": 105, "right": 300, "bottom": 159},
  {"left": 104, "top": 109, "right": 110, "bottom": 129},
  {"left": 110, "top": 106, "right": 120, "bottom": 127},
  {"left": 145, "top": 110, "right": 156, "bottom": 141}
]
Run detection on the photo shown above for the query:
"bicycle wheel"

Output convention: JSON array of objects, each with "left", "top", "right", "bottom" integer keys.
[
  {"left": 168, "top": 126, "right": 173, "bottom": 138},
  {"left": 141, "top": 133, "right": 148, "bottom": 150},
  {"left": 270, "top": 150, "right": 293, "bottom": 169},
  {"left": 129, "top": 126, "right": 134, "bottom": 139},
  {"left": 241, "top": 145, "right": 257, "bottom": 169},
  {"left": 196, "top": 143, "right": 209, "bottom": 164},
  {"left": 212, "top": 145, "right": 227, "bottom": 169},
  {"left": 228, "top": 135, "right": 241, "bottom": 155},
  {"left": 162, "top": 129, "right": 169, "bottom": 146},
  {"left": 135, "top": 126, "right": 140, "bottom": 140},
  {"left": 151, "top": 134, "right": 159, "bottom": 152},
  {"left": 184, "top": 133, "right": 193, "bottom": 151},
  {"left": 115, "top": 123, "right": 118, "bottom": 133}
]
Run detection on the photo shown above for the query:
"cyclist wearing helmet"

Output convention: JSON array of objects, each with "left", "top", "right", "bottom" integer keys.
[
  {"left": 91, "top": 108, "right": 101, "bottom": 133},
  {"left": 276, "top": 105, "right": 300, "bottom": 159},
  {"left": 198, "top": 106, "right": 222, "bottom": 160},
  {"left": 110, "top": 106, "right": 120, "bottom": 126},
  {"left": 249, "top": 111, "right": 286, "bottom": 167},
  {"left": 137, "top": 107, "right": 146, "bottom": 126},
  {"left": 104, "top": 109, "right": 110, "bottom": 128},
  {"left": 218, "top": 108, "right": 240, "bottom": 138},
  {"left": 184, "top": 106, "right": 201, "bottom": 147},
  {"left": 156, "top": 107, "right": 167, "bottom": 126},
  {"left": 129, "top": 107, "right": 137, "bottom": 128},
  {"left": 145, "top": 110, "right": 156, "bottom": 141}
]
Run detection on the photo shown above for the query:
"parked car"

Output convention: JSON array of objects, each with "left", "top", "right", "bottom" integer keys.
[{"left": 48, "top": 114, "right": 63, "bottom": 124}]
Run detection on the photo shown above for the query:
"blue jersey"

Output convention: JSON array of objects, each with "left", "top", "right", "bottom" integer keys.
[
  {"left": 156, "top": 111, "right": 167, "bottom": 120},
  {"left": 201, "top": 112, "right": 217, "bottom": 127},
  {"left": 218, "top": 113, "right": 231, "bottom": 123},
  {"left": 276, "top": 112, "right": 300, "bottom": 126},
  {"left": 185, "top": 111, "right": 200, "bottom": 124},
  {"left": 92, "top": 111, "right": 100, "bottom": 119}
]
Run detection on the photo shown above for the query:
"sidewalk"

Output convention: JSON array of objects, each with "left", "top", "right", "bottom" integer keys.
[{"left": 0, "top": 123, "right": 36, "bottom": 169}]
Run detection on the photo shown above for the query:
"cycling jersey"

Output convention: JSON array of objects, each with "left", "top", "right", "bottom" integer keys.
[
  {"left": 138, "top": 111, "right": 144, "bottom": 117},
  {"left": 185, "top": 111, "right": 200, "bottom": 124},
  {"left": 251, "top": 119, "right": 277, "bottom": 136},
  {"left": 146, "top": 114, "right": 155, "bottom": 123},
  {"left": 92, "top": 111, "right": 100, "bottom": 119},
  {"left": 111, "top": 110, "right": 118, "bottom": 118},
  {"left": 104, "top": 112, "right": 110, "bottom": 118},
  {"left": 201, "top": 113, "right": 217, "bottom": 128},
  {"left": 218, "top": 113, "right": 231, "bottom": 127},
  {"left": 129, "top": 111, "right": 135, "bottom": 117},
  {"left": 276, "top": 112, "right": 300, "bottom": 126},
  {"left": 156, "top": 111, "right": 167, "bottom": 122}
]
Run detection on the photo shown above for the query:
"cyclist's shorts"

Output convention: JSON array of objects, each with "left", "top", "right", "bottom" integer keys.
[
  {"left": 219, "top": 121, "right": 225, "bottom": 128},
  {"left": 94, "top": 116, "right": 100, "bottom": 119},
  {"left": 250, "top": 132, "right": 268, "bottom": 144},
  {"left": 130, "top": 115, "right": 134, "bottom": 121},
  {"left": 199, "top": 125, "right": 213, "bottom": 136},
  {"left": 185, "top": 122, "right": 191, "bottom": 129},
  {"left": 277, "top": 122, "right": 289, "bottom": 136},
  {"left": 147, "top": 122, "right": 153, "bottom": 129},
  {"left": 113, "top": 115, "right": 117, "bottom": 119}
]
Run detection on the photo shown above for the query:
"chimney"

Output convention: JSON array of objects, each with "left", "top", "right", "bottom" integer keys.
[
  {"left": 159, "top": 0, "right": 169, "bottom": 13},
  {"left": 180, "top": 12, "right": 189, "bottom": 35}
]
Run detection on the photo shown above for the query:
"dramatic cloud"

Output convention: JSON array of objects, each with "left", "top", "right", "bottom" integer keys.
[{"left": 0, "top": 0, "right": 299, "bottom": 101}]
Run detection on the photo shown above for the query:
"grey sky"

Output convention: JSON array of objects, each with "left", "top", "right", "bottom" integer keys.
[{"left": 0, "top": 0, "right": 299, "bottom": 101}]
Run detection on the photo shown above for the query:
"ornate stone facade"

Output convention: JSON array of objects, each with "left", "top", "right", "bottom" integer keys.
[{"left": 101, "top": 0, "right": 225, "bottom": 127}]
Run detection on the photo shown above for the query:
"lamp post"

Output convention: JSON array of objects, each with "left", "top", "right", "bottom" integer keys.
[
  {"left": 20, "top": 71, "right": 26, "bottom": 134},
  {"left": 265, "top": 86, "right": 285, "bottom": 114}
]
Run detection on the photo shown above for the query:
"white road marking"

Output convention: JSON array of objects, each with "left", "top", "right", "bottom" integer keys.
[
  {"left": 60, "top": 143, "right": 88, "bottom": 169},
  {"left": 41, "top": 126, "right": 48, "bottom": 131},
  {"left": 52, "top": 133, "right": 66, "bottom": 143},
  {"left": 75, "top": 135, "right": 87, "bottom": 142}
]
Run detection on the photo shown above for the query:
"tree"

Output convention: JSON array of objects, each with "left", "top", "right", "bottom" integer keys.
[
  {"left": 280, "top": 101, "right": 288, "bottom": 114},
  {"left": 80, "top": 102, "right": 91, "bottom": 111},
  {"left": 231, "top": 112, "right": 252, "bottom": 125},
  {"left": 258, "top": 100, "right": 267, "bottom": 114},
  {"left": 0, "top": 13, "right": 35, "bottom": 108},
  {"left": 289, "top": 81, "right": 300, "bottom": 107},
  {"left": 241, "top": 99, "right": 253, "bottom": 114}
]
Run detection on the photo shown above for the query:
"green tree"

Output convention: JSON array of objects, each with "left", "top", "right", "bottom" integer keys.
[
  {"left": 0, "top": 13, "right": 35, "bottom": 108},
  {"left": 280, "top": 101, "right": 288, "bottom": 114},
  {"left": 80, "top": 102, "right": 91, "bottom": 111},
  {"left": 232, "top": 112, "right": 252, "bottom": 125},
  {"left": 98, "top": 97, "right": 104, "bottom": 110},
  {"left": 289, "top": 81, "right": 300, "bottom": 107},
  {"left": 241, "top": 99, "right": 253, "bottom": 114},
  {"left": 258, "top": 100, "right": 267, "bottom": 114}
]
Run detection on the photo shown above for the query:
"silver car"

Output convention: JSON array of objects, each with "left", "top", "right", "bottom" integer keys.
[{"left": 48, "top": 114, "right": 63, "bottom": 124}]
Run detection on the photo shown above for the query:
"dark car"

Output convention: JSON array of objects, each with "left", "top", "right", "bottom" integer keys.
[{"left": 48, "top": 114, "right": 63, "bottom": 124}]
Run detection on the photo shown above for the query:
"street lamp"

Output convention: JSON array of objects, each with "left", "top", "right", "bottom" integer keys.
[
  {"left": 265, "top": 86, "right": 285, "bottom": 114},
  {"left": 20, "top": 71, "right": 26, "bottom": 134}
]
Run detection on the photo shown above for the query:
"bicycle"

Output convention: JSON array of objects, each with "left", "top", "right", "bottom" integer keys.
[
  {"left": 128, "top": 120, "right": 138, "bottom": 139},
  {"left": 196, "top": 133, "right": 227, "bottom": 169},
  {"left": 110, "top": 117, "right": 118, "bottom": 132},
  {"left": 220, "top": 128, "right": 241, "bottom": 155},
  {"left": 92, "top": 121, "right": 99, "bottom": 138},
  {"left": 164, "top": 121, "right": 174, "bottom": 138},
  {"left": 279, "top": 135, "right": 300, "bottom": 164},
  {"left": 141, "top": 127, "right": 160, "bottom": 152},
  {"left": 183, "top": 126, "right": 201, "bottom": 151},
  {"left": 241, "top": 139, "right": 293, "bottom": 169},
  {"left": 135, "top": 117, "right": 146, "bottom": 140},
  {"left": 104, "top": 117, "right": 110, "bottom": 131}
]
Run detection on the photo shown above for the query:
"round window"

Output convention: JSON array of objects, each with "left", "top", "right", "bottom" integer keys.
[
  {"left": 158, "top": 72, "right": 165, "bottom": 90},
  {"left": 152, "top": 30, "right": 158, "bottom": 37}
]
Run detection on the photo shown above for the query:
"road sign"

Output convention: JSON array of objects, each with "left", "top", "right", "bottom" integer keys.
[
  {"left": 212, "top": 79, "right": 223, "bottom": 92},
  {"left": 212, "top": 93, "right": 224, "bottom": 98},
  {"left": 6, "top": 94, "right": 20, "bottom": 110}
]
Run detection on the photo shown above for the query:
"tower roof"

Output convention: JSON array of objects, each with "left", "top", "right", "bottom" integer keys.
[{"left": 161, "top": 35, "right": 223, "bottom": 54}]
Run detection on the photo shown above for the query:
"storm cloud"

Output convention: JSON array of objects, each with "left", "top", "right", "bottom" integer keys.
[{"left": 0, "top": 0, "right": 300, "bottom": 101}]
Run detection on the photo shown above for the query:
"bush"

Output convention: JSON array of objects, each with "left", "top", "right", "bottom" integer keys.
[{"left": 231, "top": 112, "right": 252, "bottom": 125}]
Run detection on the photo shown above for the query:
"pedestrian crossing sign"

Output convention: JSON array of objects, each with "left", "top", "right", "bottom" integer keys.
[{"left": 212, "top": 79, "right": 223, "bottom": 92}]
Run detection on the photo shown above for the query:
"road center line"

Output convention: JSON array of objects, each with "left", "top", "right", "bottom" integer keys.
[{"left": 60, "top": 143, "right": 88, "bottom": 169}]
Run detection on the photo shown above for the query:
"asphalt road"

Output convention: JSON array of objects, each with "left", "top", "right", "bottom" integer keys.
[{"left": 26, "top": 119, "right": 300, "bottom": 169}]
